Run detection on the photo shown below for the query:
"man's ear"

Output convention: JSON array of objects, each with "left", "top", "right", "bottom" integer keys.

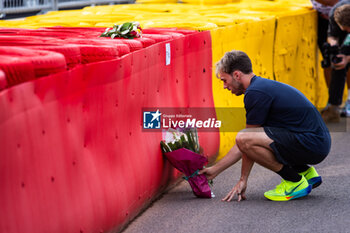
[{"left": 233, "top": 70, "right": 241, "bottom": 80}]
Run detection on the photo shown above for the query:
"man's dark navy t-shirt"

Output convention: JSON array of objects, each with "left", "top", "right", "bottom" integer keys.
[{"left": 244, "top": 76, "right": 331, "bottom": 156}]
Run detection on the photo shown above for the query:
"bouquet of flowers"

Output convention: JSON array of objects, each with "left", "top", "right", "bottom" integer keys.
[
  {"left": 160, "top": 128, "right": 214, "bottom": 198},
  {"left": 160, "top": 128, "right": 200, "bottom": 154},
  {"left": 99, "top": 22, "right": 142, "bottom": 39}
]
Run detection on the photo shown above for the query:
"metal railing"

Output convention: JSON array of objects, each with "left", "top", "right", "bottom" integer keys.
[{"left": 0, "top": 0, "right": 135, "bottom": 18}]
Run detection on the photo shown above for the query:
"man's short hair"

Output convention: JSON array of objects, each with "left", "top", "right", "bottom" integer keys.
[
  {"left": 334, "top": 4, "right": 350, "bottom": 28},
  {"left": 215, "top": 50, "right": 253, "bottom": 78}
]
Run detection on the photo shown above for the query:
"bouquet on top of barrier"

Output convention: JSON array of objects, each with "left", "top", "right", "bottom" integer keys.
[
  {"left": 160, "top": 128, "right": 214, "bottom": 198},
  {"left": 99, "top": 21, "right": 142, "bottom": 39}
]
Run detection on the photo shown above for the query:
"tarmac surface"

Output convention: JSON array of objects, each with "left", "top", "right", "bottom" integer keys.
[{"left": 123, "top": 118, "right": 350, "bottom": 233}]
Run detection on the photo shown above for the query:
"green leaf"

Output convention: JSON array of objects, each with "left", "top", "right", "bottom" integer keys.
[
  {"left": 99, "top": 32, "right": 108, "bottom": 37},
  {"left": 189, "top": 128, "right": 200, "bottom": 153},
  {"left": 180, "top": 135, "right": 190, "bottom": 149},
  {"left": 180, "top": 135, "right": 186, "bottom": 144},
  {"left": 186, "top": 131, "right": 195, "bottom": 152},
  {"left": 120, "top": 29, "right": 130, "bottom": 35},
  {"left": 182, "top": 141, "right": 191, "bottom": 150},
  {"left": 174, "top": 140, "right": 182, "bottom": 150},
  {"left": 123, "top": 22, "right": 132, "bottom": 29},
  {"left": 160, "top": 141, "right": 170, "bottom": 153},
  {"left": 167, "top": 142, "right": 176, "bottom": 151},
  {"left": 120, "top": 23, "right": 129, "bottom": 32}
]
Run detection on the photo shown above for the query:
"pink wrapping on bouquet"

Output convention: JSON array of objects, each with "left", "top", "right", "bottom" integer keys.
[{"left": 164, "top": 148, "right": 212, "bottom": 198}]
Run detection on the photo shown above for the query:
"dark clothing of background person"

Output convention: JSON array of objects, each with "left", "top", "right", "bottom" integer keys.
[{"left": 327, "top": 0, "right": 350, "bottom": 106}]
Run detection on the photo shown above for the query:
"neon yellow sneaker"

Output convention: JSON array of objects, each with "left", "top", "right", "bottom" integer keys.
[
  {"left": 264, "top": 176, "right": 312, "bottom": 201},
  {"left": 299, "top": 166, "right": 322, "bottom": 189}
]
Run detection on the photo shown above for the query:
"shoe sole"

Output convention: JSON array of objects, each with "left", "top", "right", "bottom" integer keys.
[
  {"left": 264, "top": 185, "right": 312, "bottom": 201},
  {"left": 308, "top": 176, "right": 322, "bottom": 189}
]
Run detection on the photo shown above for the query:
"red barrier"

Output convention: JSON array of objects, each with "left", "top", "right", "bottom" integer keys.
[
  {"left": 116, "top": 39, "right": 143, "bottom": 51},
  {"left": 23, "top": 45, "right": 82, "bottom": 69},
  {"left": 0, "top": 30, "right": 218, "bottom": 233},
  {"left": 0, "top": 38, "right": 120, "bottom": 67},
  {"left": 143, "top": 34, "right": 173, "bottom": 42},
  {"left": 0, "top": 55, "right": 36, "bottom": 87},
  {"left": 0, "top": 69, "right": 8, "bottom": 90},
  {"left": 0, "top": 46, "right": 67, "bottom": 78},
  {"left": 40, "top": 26, "right": 106, "bottom": 34},
  {"left": 63, "top": 38, "right": 131, "bottom": 56},
  {"left": 17, "top": 30, "right": 86, "bottom": 38},
  {"left": 134, "top": 37, "right": 156, "bottom": 48}
]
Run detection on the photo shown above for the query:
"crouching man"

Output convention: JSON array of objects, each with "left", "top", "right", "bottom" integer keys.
[{"left": 200, "top": 50, "right": 331, "bottom": 201}]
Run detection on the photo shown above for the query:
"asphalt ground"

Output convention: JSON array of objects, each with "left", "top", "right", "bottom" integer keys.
[{"left": 123, "top": 117, "right": 350, "bottom": 233}]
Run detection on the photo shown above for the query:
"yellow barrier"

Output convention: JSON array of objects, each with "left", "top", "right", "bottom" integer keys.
[
  {"left": 273, "top": 10, "right": 318, "bottom": 104},
  {"left": 211, "top": 17, "right": 276, "bottom": 159}
]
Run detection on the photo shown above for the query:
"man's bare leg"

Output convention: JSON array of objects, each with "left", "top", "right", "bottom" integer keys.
[{"left": 235, "top": 127, "right": 283, "bottom": 172}]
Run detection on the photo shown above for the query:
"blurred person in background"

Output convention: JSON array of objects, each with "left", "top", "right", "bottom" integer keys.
[
  {"left": 320, "top": 0, "right": 350, "bottom": 122},
  {"left": 311, "top": 0, "right": 339, "bottom": 88}
]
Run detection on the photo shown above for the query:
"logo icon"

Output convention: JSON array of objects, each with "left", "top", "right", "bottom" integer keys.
[{"left": 143, "top": 109, "right": 162, "bottom": 129}]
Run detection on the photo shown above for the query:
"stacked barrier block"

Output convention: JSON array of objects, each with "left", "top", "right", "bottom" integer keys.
[
  {"left": 273, "top": 10, "right": 318, "bottom": 104},
  {"left": 211, "top": 17, "right": 276, "bottom": 158},
  {"left": 0, "top": 27, "right": 219, "bottom": 233}
]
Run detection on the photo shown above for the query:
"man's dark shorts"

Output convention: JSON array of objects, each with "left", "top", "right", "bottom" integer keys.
[{"left": 264, "top": 127, "right": 327, "bottom": 166}]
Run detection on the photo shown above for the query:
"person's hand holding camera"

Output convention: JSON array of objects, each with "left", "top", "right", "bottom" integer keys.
[{"left": 332, "top": 53, "right": 350, "bottom": 70}]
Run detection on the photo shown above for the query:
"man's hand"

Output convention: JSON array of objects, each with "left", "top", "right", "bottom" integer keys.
[
  {"left": 332, "top": 54, "right": 348, "bottom": 70},
  {"left": 198, "top": 166, "right": 217, "bottom": 180},
  {"left": 222, "top": 179, "right": 247, "bottom": 202}
]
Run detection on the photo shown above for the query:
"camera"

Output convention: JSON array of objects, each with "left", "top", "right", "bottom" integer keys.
[{"left": 321, "top": 42, "right": 350, "bottom": 68}]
